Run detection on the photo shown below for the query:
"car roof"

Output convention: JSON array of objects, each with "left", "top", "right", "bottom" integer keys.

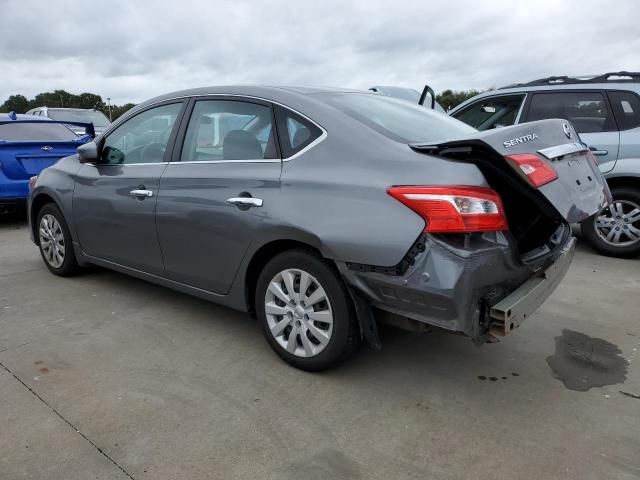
[
  {"left": 136, "top": 85, "right": 364, "bottom": 107},
  {"left": 31, "top": 107, "right": 103, "bottom": 112},
  {"left": 0, "top": 112, "right": 53, "bottom": 122},
  {"left": 450, "top": 82, "right": 640, "bottom": 114}
]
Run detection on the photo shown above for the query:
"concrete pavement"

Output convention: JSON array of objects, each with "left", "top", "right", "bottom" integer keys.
[{"left": 1, "top": 218, "right": 639, "bottom": 479}]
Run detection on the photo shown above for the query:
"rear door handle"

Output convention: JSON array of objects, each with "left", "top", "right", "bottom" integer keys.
[
  {"left": 589, "top": 147, "right": 608, "bottom": 156},
  {"left": 130, "top": 189, "right": 154, "bottom": 198},
  {"left": 226, "top": 197, "right": 263, "bottom": 208}
]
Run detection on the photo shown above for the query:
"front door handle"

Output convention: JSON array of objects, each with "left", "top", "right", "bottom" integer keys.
[
  {"left": 226, "top": 197, "right": 263, "bottom": 208},
  {"left": 589, "top": 147, "right": 608, "bottom": 156},
  {"left": 130, "top": 189, "right": 154, "bottom": 198}
]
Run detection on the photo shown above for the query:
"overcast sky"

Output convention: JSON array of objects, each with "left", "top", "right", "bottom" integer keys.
[{"left": 1, "top": 0, "right": 638, "bottom": 104}]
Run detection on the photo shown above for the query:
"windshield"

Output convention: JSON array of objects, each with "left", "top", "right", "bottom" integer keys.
[
  {"left": 321, "top": 93, "right": 474, "bottom": 143},
  {"left": 47, "top": 109, "right": 110, "bottom": 127},
  {"left": 0, "top": 122, "right": 79, "bottom": 141}
]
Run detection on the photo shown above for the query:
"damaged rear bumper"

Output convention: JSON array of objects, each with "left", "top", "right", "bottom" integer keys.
[
  {"left": 340, "top": 228, "right": 573, "bottom": 342},
  {"left": 489, "top": 236, "right": 575, "bottom": 336}
]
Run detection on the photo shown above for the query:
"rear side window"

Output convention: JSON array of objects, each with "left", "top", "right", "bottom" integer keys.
[
  {"left": 0, "top": 122, "right": 78, "bottom": 141},
  {"left": 274, "top": 106, "right": 323, "bottom": 158},
  {"left": 181, "top": 100, "right": 277, "bottom": 162},
  {"left": 608, "top": 91, "right": 640, "bottom": 130},
  {"left": 453, "top": 94, "right": 525, "bottom": 131},
  {"left": 526, "top": 92, "right": 615, "bottom": 133}
]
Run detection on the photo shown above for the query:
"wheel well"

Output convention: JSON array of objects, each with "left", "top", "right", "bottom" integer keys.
[
  {"left": 606, "top": 176, "right": 640, "bottom": 192},
  {"left": 30, "top": 194, "right": 57, "bottom": 243},
  {"left": 244, "top": 239, "right": 323, "bottom": 313}
]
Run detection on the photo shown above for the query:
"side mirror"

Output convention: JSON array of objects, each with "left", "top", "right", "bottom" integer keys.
[
  {"left": 77, "top": 141, "right": 99, "bottom": 163},
  {"left": 481, "top": 105, "right": 496, "bottom": 113}
]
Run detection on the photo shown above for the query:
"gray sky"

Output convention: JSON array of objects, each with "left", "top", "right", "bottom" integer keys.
[{"left": 1, "top": 0, "right": 638, "bottom": 104}]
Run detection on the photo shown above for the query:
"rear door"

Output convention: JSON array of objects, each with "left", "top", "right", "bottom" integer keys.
[
  {"left": 522, "top": 91, "right": 620, "bottom": 173},
  {"left": 156, "top": 97, "right": 282, "bottom": 294},
  {"left": 72, "top": 102, "right": 185, "bottom": 275}
]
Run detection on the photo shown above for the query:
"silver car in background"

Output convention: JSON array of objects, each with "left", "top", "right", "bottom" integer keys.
[
  {"left": 29, "top": 86, "right": 609, "bottom": 370},
  {"left": 26, "top": 107, "right": 111, "bottom": 136},
  {"left": 450, "top": 72, "right": 640, "bottom": 258}
]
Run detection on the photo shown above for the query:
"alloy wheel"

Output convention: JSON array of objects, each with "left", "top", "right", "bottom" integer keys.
[
  {"left": 39, "top": 214, "right": 66, "bottom": 268},
  {"left": 593, "top": 200, "right": 640, "bottom": 247},
  {"left": 264, "top": 268, "right": 334, "bottom": 358}
]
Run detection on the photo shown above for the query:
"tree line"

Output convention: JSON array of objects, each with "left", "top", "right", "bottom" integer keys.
[
  {"left": 0, "top": 90, "right": 136, "bottom": 121},
  {"left": 1, "top": 88, "right": 486, "bottom": 121}
]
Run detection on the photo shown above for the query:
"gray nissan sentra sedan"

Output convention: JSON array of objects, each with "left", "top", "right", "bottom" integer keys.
[{"left": 28, "top": 86, "right": 610, "bottom": 370}]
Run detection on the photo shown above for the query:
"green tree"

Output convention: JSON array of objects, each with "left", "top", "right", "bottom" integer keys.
[
  {"left": 0, "top": 90, "right": 137, "bottom": 122},
  {"left": 76, "top": 93, "right": 104, "bottom": 110},
  {"left": 31, "top": 90, "right": 76, "bottom": 109},
  {"left": 1, "top": 94, "right": 29, "bottom": 113},
  {"left": 436, "top": 89, "right": 485, "bottom": 111}
]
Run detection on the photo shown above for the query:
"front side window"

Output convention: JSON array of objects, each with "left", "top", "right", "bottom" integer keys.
[
  {"left": 608, "top": 90, "right": 640, "bottom": 130},
  {"left": 526, "top": 92, "right": 615, "bottom": 133},
  {"left": 453, "top": 95, "right": 525, "bottom": 131},
  {"left": 275, "top": 105, "right": 323, "bottom": 157},
  {"left": 101, "top": 103, "right": 182, "bottom": 165},
  {"left": 181, "top": 100, "right": 277, "bottom": 161}
]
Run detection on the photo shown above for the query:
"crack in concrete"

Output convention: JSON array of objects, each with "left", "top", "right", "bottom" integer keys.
[
  {"left": 0, "top": 342, "right": 31, "bottom": 354},
  {"left": 0, "top": 360, "right": 135, "bottom": 480}
]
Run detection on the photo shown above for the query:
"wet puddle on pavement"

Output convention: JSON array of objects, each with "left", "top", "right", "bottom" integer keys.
[{"left": 546, "top": 329, "right": 628, "bottom": 392}]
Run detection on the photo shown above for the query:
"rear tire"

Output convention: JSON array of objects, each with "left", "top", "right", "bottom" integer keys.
[
  {"left": 255, "top": 249, "right": 360, "bottom": 371},
  {"left": 581, "top": 186, "right": 640, "bottom": 258},
  {"left": 36, "top": 203, "right": 80, "bottom": 276}
]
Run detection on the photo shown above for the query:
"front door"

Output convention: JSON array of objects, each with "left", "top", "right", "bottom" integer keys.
[
  {"left": 73, "top": 102, "right": 184, "bottom": 275},
  {"left": 157, "top": 98, "right": 282, "bottom": 294}
]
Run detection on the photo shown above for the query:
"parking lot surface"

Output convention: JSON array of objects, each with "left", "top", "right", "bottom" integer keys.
[{"left": 1, "top": 217, "right": 639, "bottom": 480}]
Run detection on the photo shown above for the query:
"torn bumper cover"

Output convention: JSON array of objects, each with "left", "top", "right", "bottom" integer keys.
[
  {"left": 489, "top": 236, "right": 575, "bottom": 336},
  {"left": 340, "top": 229, "right": 574, "bottom": 343}
]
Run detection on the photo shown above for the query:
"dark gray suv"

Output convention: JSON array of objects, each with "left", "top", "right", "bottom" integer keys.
[
  {"left": 450, "top": 72, "right": 640, "bottom": 257},
  {"left": 29, "top": 86, "right": 608, "bottom": 370}
]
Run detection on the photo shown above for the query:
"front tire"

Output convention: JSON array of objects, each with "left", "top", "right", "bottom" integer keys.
[
  {"left": 581, "top": 186, "right": 640, "bottom": 258},
  {"left": 37, "top": 203, "right": 80, "bottom": 276},
  {"left": 255, "top": 249, "right": 360, "bottom": 371}
]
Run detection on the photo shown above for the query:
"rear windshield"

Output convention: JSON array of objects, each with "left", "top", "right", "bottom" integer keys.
[
  {"left": 0, "top": 122, "right": 79, "bottom": 141},
  {"left": 47, "top": 109, "right": 110, "bottom": 127},
  {"left": 320, "top": 92, "right": 475, "bottom": 143}
]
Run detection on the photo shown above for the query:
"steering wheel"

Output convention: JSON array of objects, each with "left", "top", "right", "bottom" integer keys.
[{"left": 139, "top": 142, "right": 166, "bottom": 163}]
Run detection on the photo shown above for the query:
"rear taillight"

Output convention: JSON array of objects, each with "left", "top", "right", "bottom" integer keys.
[
  {"left": 505, "top": 153, "right": 558, "bottom": 188},
  {"left": 387, "top": 185, "right": 508, "bottom": 233}
]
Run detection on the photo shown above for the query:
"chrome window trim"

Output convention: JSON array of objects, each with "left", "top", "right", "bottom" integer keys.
[
  {"left": 91, "top": 162, "right": 171, "bottom": 167},
  {"left": 174, "top": 159, "right": 282, "bottom": 165},
  {"left": 104, "top": 93, "right": 328, "bottom": 164}
]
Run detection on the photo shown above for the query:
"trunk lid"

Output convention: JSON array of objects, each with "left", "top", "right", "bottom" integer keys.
[
  {"left": 0, "top": 142, "right": 80, "bottom": 180},
  {"left": 411, "top": 119, "right": 611, "bottom": 224}
]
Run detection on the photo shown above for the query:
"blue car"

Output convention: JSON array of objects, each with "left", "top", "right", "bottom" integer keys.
[{"left": 0, "top": 112, "right": 92, "bottom": 212}]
